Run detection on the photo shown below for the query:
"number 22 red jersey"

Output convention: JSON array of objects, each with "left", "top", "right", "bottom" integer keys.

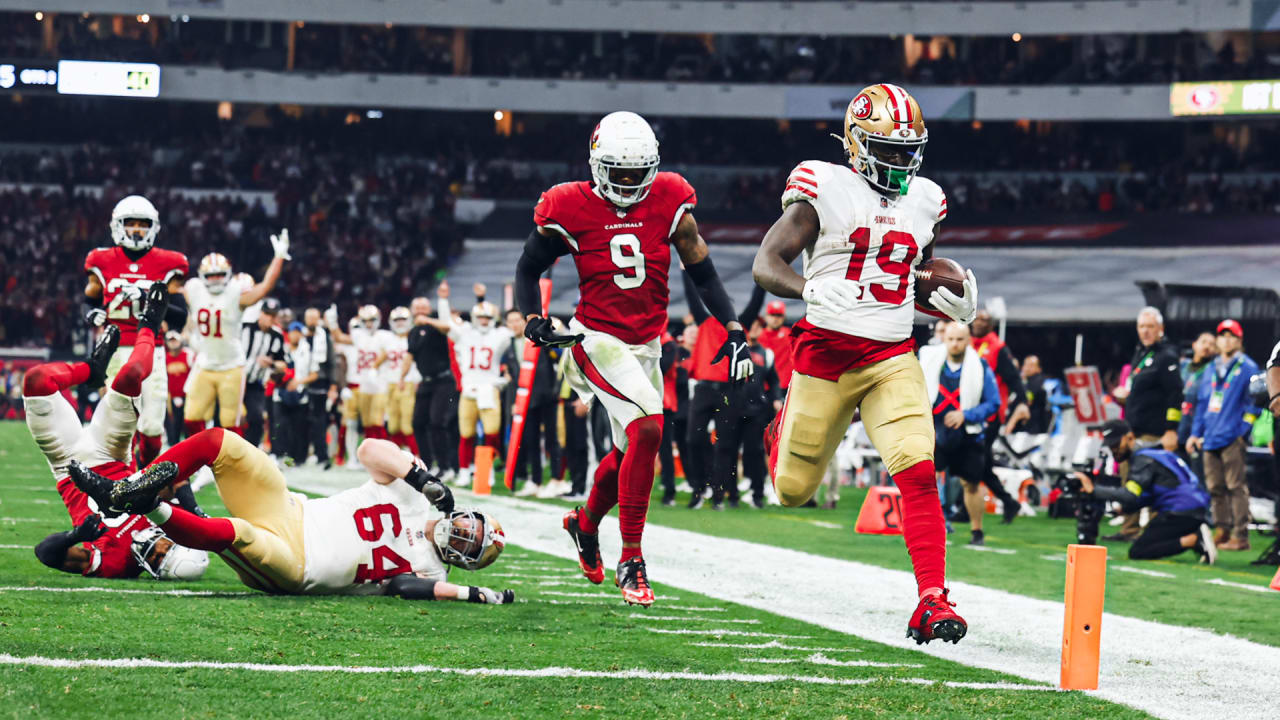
[
  {"left": 534, "top": 172, "right": 696, "bottom": 345},
  {"left": 85, "top": 246, "right": 189, "bottom": 346}
]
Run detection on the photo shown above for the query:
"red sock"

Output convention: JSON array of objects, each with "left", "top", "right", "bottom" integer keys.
[
  {"left": 405, "top": 433, "right": 420, "bottom": 456},
  {"left": 184, "top": 420, "right": 207, "bottom": 438},
  {"left": 484, "top": 435, "right": 500, "bottom": 450},
  {"left": 22, "top": 362, "right": 90, "bottom": 396},
  {"left": 459, "top": 436, "right": 476, "bottom": 469},
  {"left": 136, "top": 434, "right": 163, "bottom": 467},
  {"left": 110, "top": 329, "right": 155, "bottom": 397},
  {"left": 154, "top": 428, "right": 226, "bottom": 483},
  {"left": 226, "top": 425, "right": 245, "bottom": 438},
  {"left": 892, "top": 459, "right": 947, "bottom": 595},
  {"left": 581, "top": 448, "right": 622, "bottom": 535},
  {"left": 337, "top": 425, "right": 347, "bottom": 462},
  {"left": 156, "top": 504, "right": 235, "bottom": 552},
  {"left": 618, "top": 416, "right": 662, "bottom": 561}
]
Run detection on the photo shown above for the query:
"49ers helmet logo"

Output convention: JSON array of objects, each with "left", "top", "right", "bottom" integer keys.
[{"left": 850, "top": 93, "right": 873, "bottom": 120}]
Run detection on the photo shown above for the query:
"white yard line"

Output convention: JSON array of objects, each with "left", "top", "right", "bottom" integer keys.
[
  {"left": 691, "top": 641, "right": 860, "bottom": 652},
  {"left": 467, "top": 493, "right": 1280, "bottom": 720},
  {"left": 741, "top": 654, "right": 921, "bottom": 669},
  {"left": 627, "top": 616, "right": 759, "bottom": 624},
  {"left": 1203, "top": 578, "right": 1273, "bottom": 594},
  {"left": 646, "top": 628, "right": 811, "bottom": 639},
  {"left": 535, "top": 589, "right": 683, "bottom": 601},
  {"left": 1112, "top": 566, "right": 1175, "bottom": 579},
  {"left": 0, "top": 545, "right": 30, "bottom": 550},
  {"left": 544, "top": 599, "right": 725, "bottom": 612},
  {"left": 0, "top": 585, "right": 252, "bottom": 597},
  {"left": 0, "top": 653, "right": 1054, "bottom": 690},
  {"left": 958, "top": 545, "right": 1017, "bottom": 555},
  {"left": 0, "top": 518, "right": 47, "bottom": 523}
]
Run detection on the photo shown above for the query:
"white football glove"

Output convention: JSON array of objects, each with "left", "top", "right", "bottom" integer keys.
[
  {"left": 929, "top": 269, "right": 979, "bottom": 325},
  {"left": 270, "top": 228, "right": 291, "bottom": 261},
  {"left": 323, "top": 303, "right": 339, "bottom": 329},
  {"left": 85, "top": 308, "right": 107, "bottom": 327},
  {"left": 802, "top": 277, "right": 863, "bottom": 314},
  {"left": 470, "top": 586, "right": 515, "bottom": 605},
  {"left": 119, "top": 285, "right": 145, "bottom": 303}
]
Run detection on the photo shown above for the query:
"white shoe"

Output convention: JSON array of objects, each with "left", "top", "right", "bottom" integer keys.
[
  {"left": 675, "top": 482, "right": 693, "bottom": 494},
  {"left": 455, "top": 468, "right": 472, "bottom": 488},
  {"left": 516, "top": 482, "right": 541, "bottom": 498},
  {"left": 440, "top": 468, "right": 456, "bottom": 484},
  {"left": 561, "top": 492, "right": 586, "bottom": 502},
  {"left": 763, "top": 484, "right": 781, "bottom": 506},
  {"left": 428, "top": 465, "right": 441, "bottom": 477},
  {"left": 305, "top": 455, "right": 318, "bottom": 466},
  {"left": 190, "top": 466, "right": 216, "bottom": 493},
  {"left": 346, "top": 459, "right": 363, "bottom": 471},
  {"left": 535, "top": 481, "right": 562, "bottom": 499}
]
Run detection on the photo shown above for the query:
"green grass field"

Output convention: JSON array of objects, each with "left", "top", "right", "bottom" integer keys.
[{"left": 1, "top": 420, "right": 1272, "bottom": 718}]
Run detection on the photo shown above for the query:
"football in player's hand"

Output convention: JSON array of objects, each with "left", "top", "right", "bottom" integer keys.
[{"left": 914, "top": 258, "right": 967, "bottom": 313}]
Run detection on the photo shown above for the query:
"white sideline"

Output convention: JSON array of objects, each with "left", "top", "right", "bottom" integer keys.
[
  {"left": 463, "top": 493, "right": 1280, "bottom": 720},
  {"left": 0, "top": 653, "right": 1055, "bottom": 691},
  {"left": 0, "top": 586, "right": 252, "bottom": 597}
]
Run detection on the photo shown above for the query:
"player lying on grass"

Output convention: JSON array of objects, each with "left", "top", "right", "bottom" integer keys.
[
  {"left": 70, "top": 430, "right": 515, "bottom": 603},
  {"left": 25, "top": 283, "right": 208, "bottom": 581}
]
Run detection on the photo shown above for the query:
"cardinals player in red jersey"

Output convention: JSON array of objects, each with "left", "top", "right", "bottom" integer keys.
[
  {"left": 515, "top": 111, "right": 753, "bottom": 607},
  {"left": 26, "top": 284, "right": 208, "bottom": 581},
  {"left": 753, "top": 84, "right": 978, "bottom": 645},
  {"left": 83, "top": 195, "right": 190, "bottom": 472}
]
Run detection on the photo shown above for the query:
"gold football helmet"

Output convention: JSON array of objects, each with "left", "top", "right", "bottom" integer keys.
[
  {"left": 433, "top": 509, "right": 506, "bottom": 571},
  {"left": 838, "top": 83, "right": 927, "bottom": 196},
  {"left": 198, "top": 252, "right": 232, "bottom": 294}
]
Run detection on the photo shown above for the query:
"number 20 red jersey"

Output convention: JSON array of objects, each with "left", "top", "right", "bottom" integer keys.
[
  {"left": 534, "top": 172, "right": 696, "bottom": 346},
  {"left": 85, "top": 246, "right": 189, "bottom": 346}
]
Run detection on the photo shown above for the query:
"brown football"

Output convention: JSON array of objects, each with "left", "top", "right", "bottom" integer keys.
[{"left": 914, "top": 257, "right": 967, "bottom": 313}]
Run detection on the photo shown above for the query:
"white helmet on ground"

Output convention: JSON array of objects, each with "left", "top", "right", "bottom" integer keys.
[
  {"left": 110, "top": 195, "right": 161, "bottom": 251},
  {"left": 588, "top": 111, "right": 660, "bottom": 208},
  {"left": 198, "top": 253, "right": 233, "bottom": 295},
  {"left": 389, "top": 306, "right": 411, "bottom": 335},
  {"left": 130, "top": 526, "right": 210, "bottom": 581},
  {"left": 433, "top": 509, "right": 505, "bottom": 571}
]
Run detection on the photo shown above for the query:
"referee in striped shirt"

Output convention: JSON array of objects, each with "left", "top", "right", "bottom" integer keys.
[{"left": 241, "top": 298, "right": 286, "bottom": 448}]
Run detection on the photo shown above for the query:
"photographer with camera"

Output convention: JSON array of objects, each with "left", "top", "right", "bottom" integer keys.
[{"left": 1074, "top": 419, "right": 1216, "bottom": 564}]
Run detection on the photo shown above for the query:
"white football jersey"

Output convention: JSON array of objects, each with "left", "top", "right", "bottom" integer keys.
[
  {"left": 352, "top": 327, "right": 394, "bottom": 393},
  {"left": 381, "top": 333, "right": 411, "bottom": 385},
  {"left": 185, "top": 276, "right": 248, "bottom": 371},
  {"left": 300, "top": 477, "right": 447, "bottom": 595},
  {"left": 449, "top": 324, "right": 513, "bottom": 395},
  {"left": 782, "top": 160, "right": 947, "bottom": 343},
  {"left": 337, "top": 340, "right": 358, "bottom": 387}
]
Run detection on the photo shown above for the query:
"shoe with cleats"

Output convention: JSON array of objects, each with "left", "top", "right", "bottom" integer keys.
[
  {"left": 563, "top": 507, "right": 604, "bottom": 584},
  {"left": 71, "top": 460, "right": 179, "bottom": 516},
  {"left": 615, "top": 556, "right": 655, "bottom": 607},
  {"left": 907, "top": 588, "right": 967, "bottom": 645},
  {"left": 138, "top": 283, "right": 170, "bottom": 336},
  {"left": 86, "top": 324, "right": 121, "bottom": 388}
]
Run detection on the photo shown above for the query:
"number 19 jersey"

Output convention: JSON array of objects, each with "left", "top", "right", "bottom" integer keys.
[
  {"left": 782, "top": 161, "right": 947, "bottom": 343},
  {"left": 300, "top": 478, "right": 446, "bottom": 595},
  {"left": 534, "top": 172, "right": 697, "bottom": 346}
]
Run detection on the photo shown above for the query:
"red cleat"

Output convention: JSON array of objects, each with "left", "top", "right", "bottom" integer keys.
[
  {"left": 615, "top": 556, "right": 655, "bottom": 607},
  {"left": 563, "top": 507, "right": 604, "bottom": 584},
  {"left": 907, "top": 588, "right": 967, "bottom": 645}
]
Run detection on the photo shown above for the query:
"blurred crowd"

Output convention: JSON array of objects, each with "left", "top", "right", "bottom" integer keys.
[{"left": 4, "top": 12, "right": 1277, "bottom": 87}]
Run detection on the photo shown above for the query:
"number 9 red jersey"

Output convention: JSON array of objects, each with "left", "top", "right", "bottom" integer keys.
[
  {"left": 534, "top": 172, "right": 696, "bottom": 346},
  {"left": 85, "top": 246, "right": 189, "bottom": 346}
]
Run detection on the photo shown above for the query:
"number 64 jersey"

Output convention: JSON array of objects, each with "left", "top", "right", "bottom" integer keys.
[
  {"left": 534, "top": 171, "right": 696, "bottom": 346},
  {"left": 783, "top": 160, "right": 947, "bottom": 343}
]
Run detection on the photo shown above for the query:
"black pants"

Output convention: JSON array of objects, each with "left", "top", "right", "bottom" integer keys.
[
  {"left": 563, "top": 403, "right": 589, "bottom": 495},
  {"left": 166, "top": 398, "right": 186, "bottom": 447},
  {"left": 981, "top": 419, "right": 1017, "bottom": 503},
  {"left": 712, "top": 405, "right": 774, "bottom": 502},
  {"left": 590, "top": 401, "right": 612, "bottom": 459},
  {"left": 417, "top": 378, "right": 459, "bottom": 472},
  {"left": 516, "top": 402, "right": 560, "bottom": 486},
  {"left": 1129, "top": 512, "right": 1204, "bottom": 560},
  {"left": 243, "top": 384, "right": 268, "bottom": 448},
  {"left": 276, "top": 400, "right": 309, "bottom": 461},
  {"left": 659, "top": 410, "right": 688, "bottom": 498},
  {"left": 305, "top": 389, "right": 330, "bottom": 463},
  {"left": 686, "top": 382, "right": 728, "bottom": 496}
]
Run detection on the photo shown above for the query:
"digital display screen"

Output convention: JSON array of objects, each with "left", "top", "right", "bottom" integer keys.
[
  {"left": 56, "top": 60, "right": 160, "bottom": 98},
  {"left": 1170, "top": 79, "right": 1280, "bottom": 116},
  {"left": 0, "top": 62, "right": 59, "bottom": 92}
]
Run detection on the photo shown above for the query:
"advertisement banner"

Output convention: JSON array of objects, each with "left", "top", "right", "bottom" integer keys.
[
  {"left": 1064, "top": 366, "right": 1106, "bottom": 426},
  {"left": 1170, "top": 79, "right": 1280, "bottom": 116}
]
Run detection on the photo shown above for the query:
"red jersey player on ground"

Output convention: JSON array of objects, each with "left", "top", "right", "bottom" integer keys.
[
  {"left": 26, "top": 284, "right": 208, "bottom": 581},
  {"left": 83, "top": 195, "right": 189, "bottom": 471},
  {"left": 753, "top": 84, "right": 978, "bottom": 644},
  {"left": 515, "top": 111, "right": 754, "bottom": 607}
]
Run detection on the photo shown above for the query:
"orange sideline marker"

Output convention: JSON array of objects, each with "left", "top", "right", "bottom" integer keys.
[
  {"left": 854, "top": 485, "right": 904, "bottom": 535},
  {"left": 473, "top": 446, "right": 494, "bottom": 496},
  {"left": 1060, "top": 543, "right": 1107, "bottom": 690},
  {"left": 1269, "top": 566, "right": 1280, "bottom": 592}
]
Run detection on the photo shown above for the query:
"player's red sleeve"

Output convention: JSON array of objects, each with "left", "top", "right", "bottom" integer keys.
[
  {"left": 654, "top": 172, "right": 697, "bottom": 239},
  {"left": 533, "top": 183, "right": 581, "bottom": 251},
  {"left": 84, "top": 248, "right": 105, "bottom": 275},
  {"left": 159, "top": 249, "right": 189, "bottom": 281}
]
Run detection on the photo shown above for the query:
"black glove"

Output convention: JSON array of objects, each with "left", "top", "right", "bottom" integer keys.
[
  {"left": 711, "top": 328, "right": 753, "bottom": 387},
  {"left": 525, "top": 316, "right": 583, "bottom": 349},
  {"left": 71, "top": 514, "right": 108, "bottom": 543},
  {"left": 467, "top": 586, "right": 516, "bottom": 604},
  {"left": 404, "top": 465, "right": 454, "bottom": 514}
]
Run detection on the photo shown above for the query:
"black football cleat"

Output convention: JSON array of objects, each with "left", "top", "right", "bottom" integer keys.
[
  {"left": 1001, "top": 498, "right": 1020, "bottom": 524},
  {"left": 68, "top": 460, "right": 121, "bottom": 517},
  {"left": 86, "top": 324, "right": 121, "bottom": 388},
  {"left": 907, "top": 588, "right": 968, "bottom": 645},
  {"left": 138, "top": 282, "right": 170, "bottom": 336},
  {"left": 563, "top": 507, "right": 604, "bottom": 584},
  {"left": 109, "top": 461, "right": 179, "bottom": 515},
  {"left": 615, "top": 556, "right": 655, "bottom": 607}
]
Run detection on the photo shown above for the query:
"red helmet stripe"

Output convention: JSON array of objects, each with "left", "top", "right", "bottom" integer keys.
[{"left": 879, "top": 83, "right": 902, "bottom": 128}]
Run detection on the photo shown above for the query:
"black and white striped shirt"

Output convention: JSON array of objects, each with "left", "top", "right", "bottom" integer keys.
[{"left": 241, "top": 322, "right": 286, "bottom": 386}]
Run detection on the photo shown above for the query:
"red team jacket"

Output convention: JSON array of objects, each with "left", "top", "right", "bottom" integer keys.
[
  {"left": 166, "top": 347, "right": 194, "bottom": 400},
  {"left": 85, "top": 246, "right": 188, "bottom": 346},
  {"left": 534, "top": 172, "right": 697, "bottom": 346}
]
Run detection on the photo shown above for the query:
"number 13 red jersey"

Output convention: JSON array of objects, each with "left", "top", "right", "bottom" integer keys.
[{"left": 534, "top": 172, "right": 696, "bottom": 345}]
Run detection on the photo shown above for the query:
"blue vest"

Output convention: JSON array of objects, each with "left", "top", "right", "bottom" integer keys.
[{"left": 1134, "top": 449, "right": 1210, "bottom": 515}]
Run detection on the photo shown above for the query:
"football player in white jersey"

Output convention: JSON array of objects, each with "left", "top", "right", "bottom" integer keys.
[
  {"left": 380, "top": 306, "right": 419, "bottom": 453},
  {"left": 70, "top": 429, "right": 514, "bottom": 603},
  {"left": 182, "top": 231, "right": 290, "bottom": 437},
  {"left": 448, "top": 301, "right": 513, "bottom": 487},
  {"left": 753, "top": 84, "right": 977, "bottom": 646}
]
